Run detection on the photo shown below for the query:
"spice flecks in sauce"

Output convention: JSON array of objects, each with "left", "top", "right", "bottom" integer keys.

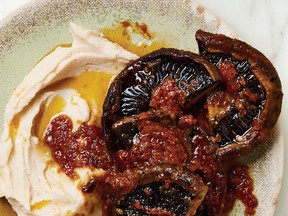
[
  {"left": 44, "top": 115, "right": 112, "bottom": 178},
  {"left": 191, "top": 132, "right": 226, "bottom": 215},
  {"left": 150, "top": 78, "right": 186, "bottom": 119},
  {"left": 102, "top": 20, "right": 168, "bottom": 56},
  {"left": 224, "top": 164, "right": 258, "bottom": 215},
  {"left": 114, "top": 120, "right": 188, "bottom": 171}
]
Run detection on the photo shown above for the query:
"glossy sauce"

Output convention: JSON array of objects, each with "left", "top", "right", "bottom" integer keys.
[
  {"left": 102, "top": 20, "right": 168, "bottom": 56},
  {"left": 223, "top": 164, "right": 258, "bottom": 215},
  {"left": 44, "top": 71, "right": 114, "bottom": 127},
  {"left": 44, "top": 115, "right": 112, "bottom": 178},
  {"left": 149, "top": 78, "right": 186, "bottom": 118},
  {"left": 31, "top": 200, "right": 52, "bottom": 211},
  {"left": 191, "top": 132, "right": 226, "bottom": 215},
  {"left": 37, "top": 96, "right": 66, "bottom": 139},
  {"left": 39, "top": 71, "right": 114, "bottom": 177}
]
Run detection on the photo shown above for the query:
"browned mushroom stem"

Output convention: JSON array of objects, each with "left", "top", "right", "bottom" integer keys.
[
  {"left": 102, "top": 48, "right": 221, "bottom": 150},
  {"left": 102, "top": 165, "right": 208, "bottom": 216},
  {"left": 195, "top": 30, "right": 283, "bottom": 159}
]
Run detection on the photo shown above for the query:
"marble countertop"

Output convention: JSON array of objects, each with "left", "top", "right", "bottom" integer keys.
[{"left": 0, "top": 0, "right": 287, "bottom": 215}]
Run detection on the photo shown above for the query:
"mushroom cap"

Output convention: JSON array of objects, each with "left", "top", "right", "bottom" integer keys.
[
  {"left": 196, "top": 30, "right": 283, "bottom": 159},
  {"left": 102, "top": 48, "right": 221, "bottom": 150},
  {"left": 102, "top": 165, "right": 208, "bottom": 216}
]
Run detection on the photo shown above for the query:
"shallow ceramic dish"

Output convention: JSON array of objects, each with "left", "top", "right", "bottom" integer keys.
[{"left": 0, "top": 0, "right": 283, "bottom": 215}]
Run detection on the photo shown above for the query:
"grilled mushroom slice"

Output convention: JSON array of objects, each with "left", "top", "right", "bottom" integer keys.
[
  {"left": 102, "top": 48, "right": 221, "bottom": 150},
  {"left": 103, "top": 165, "right": 208, "bottom": 216},
  {"left": 195, "top": 30, "right": 283, "bottom": 159}
]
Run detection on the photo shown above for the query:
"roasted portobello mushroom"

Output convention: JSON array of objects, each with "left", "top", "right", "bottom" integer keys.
[{"left": 195, "top": 30, "right": 283, "bottom": 159}]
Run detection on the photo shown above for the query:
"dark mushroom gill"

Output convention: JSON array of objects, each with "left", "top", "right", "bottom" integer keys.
[
  {"left": 102, "top": 48, "right": 221, "bottom": 150},
  {"left": 102, "top": 166, "right": 208, "bottom": 216},
  {"left": 195, "top": 30, "right": 283, "bottom": 159}
]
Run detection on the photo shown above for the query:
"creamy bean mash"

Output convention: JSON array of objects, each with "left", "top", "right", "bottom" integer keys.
[{"left": 0, "top": 23, "right": 137, "bottom": 216}]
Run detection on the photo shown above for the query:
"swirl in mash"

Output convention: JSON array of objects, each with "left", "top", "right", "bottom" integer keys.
[{"left": 0, "top": 23, "right": 138, "bottom": 216}]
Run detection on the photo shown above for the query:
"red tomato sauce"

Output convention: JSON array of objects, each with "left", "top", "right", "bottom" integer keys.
[
  {"left": 114, "top": 119, "right": 188, "bottom": 171},
  {"left": 44, "top": 115, "right": 112, "bottom": 178},
  {"left": 223, "top": 164, "right": 258, "bottom": 215}
]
